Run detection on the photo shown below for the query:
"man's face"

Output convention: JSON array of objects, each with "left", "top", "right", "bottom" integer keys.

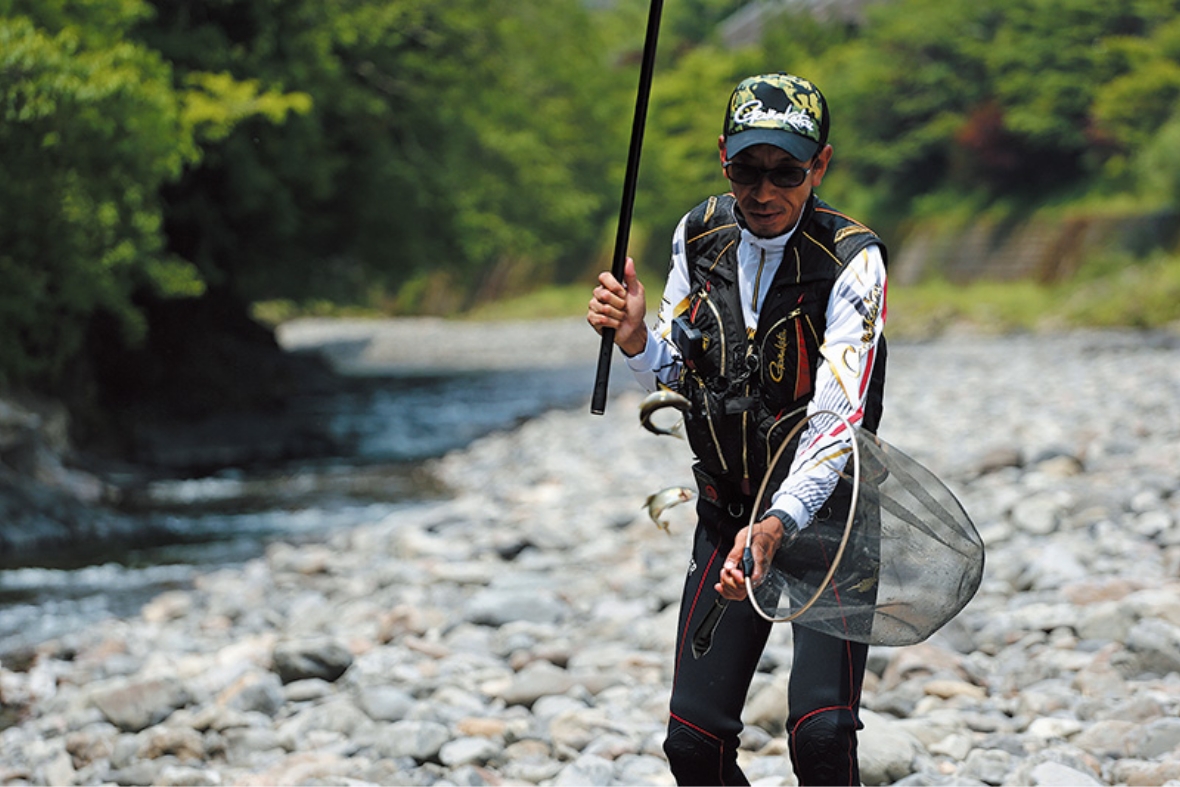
[{"left": 718, "top": 139, "right": 832, "bottom": 238}]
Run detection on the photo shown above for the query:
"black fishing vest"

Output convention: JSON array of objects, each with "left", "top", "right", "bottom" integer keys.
[{"left": 673, "top": 193, "right": 887, "bottom": 511}]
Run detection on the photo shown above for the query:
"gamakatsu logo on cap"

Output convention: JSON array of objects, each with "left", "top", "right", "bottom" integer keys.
[{"left": 734, "top": 99, "right": 816, "bottom": 135}]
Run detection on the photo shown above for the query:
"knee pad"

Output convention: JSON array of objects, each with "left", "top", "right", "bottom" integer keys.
[
  {"left": 664, "top": 723, "right": 742, "bottom": 786},
  {"left": 664, "top": 725, "right": 716, "bottom": 782},
  {"left": 790, "top": 712, "right": 859, "bottom": 786}
]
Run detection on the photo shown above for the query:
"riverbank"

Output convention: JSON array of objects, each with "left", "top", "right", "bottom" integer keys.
[
  {"left": 0, "top": 316, "right": 609, "bottom": 564},
  {"left": 2, "top": 327, "right": 1180, "bottom": 785},
  {"left": 274, "top": 316, "right": 605, "bottom": 375}
]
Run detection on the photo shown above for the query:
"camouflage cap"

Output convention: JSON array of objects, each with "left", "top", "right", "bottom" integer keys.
[{"left": 722, "top": 73, "right": 829, "bottom": 162}]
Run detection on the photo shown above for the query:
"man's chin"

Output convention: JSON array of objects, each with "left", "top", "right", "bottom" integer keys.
[
  {"left": 748, "top": 221, "right": 788, "bottom": 238},
  {"left": 734, "top": 202, "right": 795, "bottom": 238}
]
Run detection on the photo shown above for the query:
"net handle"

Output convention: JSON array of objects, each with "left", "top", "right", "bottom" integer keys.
[{"left": 744, "top": 410, "right": 861, "bottom": 624}]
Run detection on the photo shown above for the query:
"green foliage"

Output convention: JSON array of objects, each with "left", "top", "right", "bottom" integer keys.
[
  {"left": 349, "top": 248, "right": 1180, "bottom": 335},
  {"left": 0, "top": 8, "right": 196, "bottom": 385},
  {"left": 462, "top": 284, "right": 605, "bottom": 322},
  {"left": 137, "top": 0, "right": 631, "bottom": 309},
  {"left": 1134, "top": 110, "right": 1180, "bottom": 204},
  {"left": 825, "top": 0, "right": 1180, "bottom": 212},
  {"left": 0, "top": 0, "right": 154, "bottom": 40},
  {"left": 888, "top": 250, "right": 1180, "bottom": 336},
  {"left": 634, "top": 45, "right": 761, "bottom": 273},
  {"left": 1058, "top": 251, "right": 1180, "bottom": 327},
  {"left": 0, "top": 0, "right": 334, "bottom": 389},
  {"left": 1093, "top": 13, "right": 1180, "bottom": 173},
  {"left": 442, "top": 0, "right": 628, "bottom": 285},
  {"left": 663, "top": 0, "right": 749, "bottom": 46},
  {"left": 181, "top": 71, "right": 311, "bottom": 143},
  {"left": 6, "top": 0, "right": 1180, "bottom": 398}
]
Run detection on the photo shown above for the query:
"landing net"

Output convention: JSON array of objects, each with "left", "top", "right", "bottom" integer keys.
[{"left": 748, "top": 417, "right": 984, "bottom": 647}]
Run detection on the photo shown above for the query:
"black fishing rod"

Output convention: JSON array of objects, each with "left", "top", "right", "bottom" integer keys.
[{"left": 590, "top": 0, "right": 664, "bottom": 416}]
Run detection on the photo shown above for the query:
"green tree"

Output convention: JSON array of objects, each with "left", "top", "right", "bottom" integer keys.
[
  {"left": 663, "top": 0, "right": 749, "bottom": 47},
  {"left": 633, "top": 44, "right": 758, "bottom": 272},
  {"left": 137, "top": 0, "right": 632, "bottom": 312},
  {"left": 805, "top": 0, "right": 995, "bottom": 216},
  {"left": 0, "top": 0, "right": 314, "bottom": 399},
  {"left": 1093, "top": 13, "right": 1180, "bottom": 167},
  {"left": 757, "top": 0, "right": 1180, "bottom": 223},
  {"left": 0, "top": 6, "right": 197, "bottom": 386}
]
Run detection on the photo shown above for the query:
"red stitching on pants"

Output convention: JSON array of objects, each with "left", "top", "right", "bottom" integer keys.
[{"left": 668, "top": 711, "right": 722, "bottom": 742}]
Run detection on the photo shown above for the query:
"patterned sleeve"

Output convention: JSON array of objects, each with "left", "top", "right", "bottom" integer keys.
[
  {"left": 767, "top": 244, "right": 887, "bottom": 529},
  {"left": 624, "top": 214, "right": 692, "bottom": 392}
]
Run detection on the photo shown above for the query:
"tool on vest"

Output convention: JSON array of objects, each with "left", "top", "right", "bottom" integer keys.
[
  {"left": 672, "top": 315, "right": 705, "bottom": 369},
  {"left": 590, "top": 0, "right": 664, "bottom": 416}
]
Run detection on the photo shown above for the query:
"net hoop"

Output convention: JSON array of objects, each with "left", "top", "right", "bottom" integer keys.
[{"left": 744, "top": 410, "right": 860, "bottom": 624}]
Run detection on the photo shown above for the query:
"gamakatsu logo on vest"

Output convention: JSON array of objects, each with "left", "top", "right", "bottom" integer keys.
[
  {"left": 767, "top": 328, "right": 790, "bottom": 383},
  {"left": 734, "top": 100, "right": 816, "bottom": 135}
]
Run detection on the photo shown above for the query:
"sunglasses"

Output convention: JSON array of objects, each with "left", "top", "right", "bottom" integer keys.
[{"left": 723, "top": 159, "right": 812, "bottom": 189}]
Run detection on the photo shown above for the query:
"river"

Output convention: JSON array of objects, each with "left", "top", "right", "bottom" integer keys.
[{"left": 0, "top": 360, "right": 629, "bottom": 659}]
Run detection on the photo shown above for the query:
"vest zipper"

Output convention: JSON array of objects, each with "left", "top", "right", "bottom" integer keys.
[
  {"left": 740, "top": 341, "right": 756, "bottom": 497},
  {"left": 696, "top": 377, "right": 729, "bottom": 474},
  {"left": 752, "top": 248, "right": 766, "bottom": 314}
]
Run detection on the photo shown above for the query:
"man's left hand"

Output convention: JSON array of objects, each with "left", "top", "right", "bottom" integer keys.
[{"left": 715, "top": 515, "right": 785, "bottom": 601}]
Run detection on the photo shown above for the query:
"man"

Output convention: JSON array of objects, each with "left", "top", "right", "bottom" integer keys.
[{"left": 587, "top": 73, "right": 887, "bottom": 786}]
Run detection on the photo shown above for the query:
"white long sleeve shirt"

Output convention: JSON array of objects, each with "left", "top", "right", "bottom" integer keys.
[{"left": 626, "top": 210, "right": 888, "bottom": 530}]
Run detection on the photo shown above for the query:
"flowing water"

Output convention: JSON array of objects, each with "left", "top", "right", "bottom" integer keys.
[{"left": 0, "top": 363, "right": 625, "bottom": 658}]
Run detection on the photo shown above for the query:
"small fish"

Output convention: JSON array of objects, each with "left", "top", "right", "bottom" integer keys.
[
  {"left": 644, "top": 486, "right": 695, "bottom": 533},
  {"left": 850, "top": 576, "right": 878, "bottom": 593},
  {"left": 639, "top": 389, "right": 690, "bottom": 438}
]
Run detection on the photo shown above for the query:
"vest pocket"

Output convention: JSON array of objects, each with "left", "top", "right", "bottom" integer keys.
[
  {"left": 678, "top": 289, "right": 727, "bottom": 381},
  {"left": 683, "top": 375, "right": 731, "bottom": 477}
]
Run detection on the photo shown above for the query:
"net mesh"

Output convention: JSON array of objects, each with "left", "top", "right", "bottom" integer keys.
[{"left": 753, "top": 429, "right": 984, "bottom": 646}]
